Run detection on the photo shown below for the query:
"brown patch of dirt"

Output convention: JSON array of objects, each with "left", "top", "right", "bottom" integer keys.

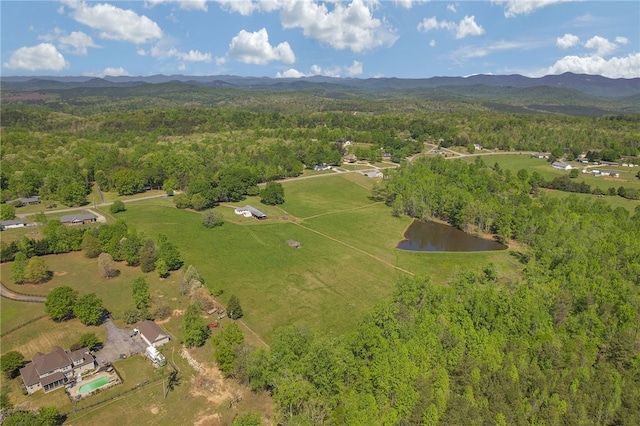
[
  {"left": 189, "top": 369, "right": 237, "bottom": 405},
  {"left": 54, "top": 271, "right": 68, "bottom": 276},
  {"left": 172, "top": 309, "right": 184, "bottom": 317},
  {"left": 193, "top": 413, "right": 222, "bottom": 426},
  {"left": 603, "top": 177, "right": 624, "bottom": 182},
  {"left": 156, "top": 317, "right": 172, "bottom": 325},
  {"left": 150, "top": 405, "right": 160, "bottom": 415}
]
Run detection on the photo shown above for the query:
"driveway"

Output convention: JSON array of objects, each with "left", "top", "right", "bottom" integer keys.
[{"left": 94, "top": 319, "right": 147, "bottom": 365}]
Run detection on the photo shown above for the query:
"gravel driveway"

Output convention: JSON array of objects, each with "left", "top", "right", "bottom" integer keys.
[{"left": 94, "top": 319, "right": 147, "bottom": 365}]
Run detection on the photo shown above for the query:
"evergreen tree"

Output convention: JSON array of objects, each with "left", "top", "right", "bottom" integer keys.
[
  {"left": 139, "top": 238, "right": 157, "bottom": 273},
  {"left": 227, "top": 295, "right": 243, "bottom": 320}
]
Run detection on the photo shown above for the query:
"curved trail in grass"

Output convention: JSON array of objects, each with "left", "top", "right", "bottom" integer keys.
[
  {"left": 0, "top": 281, "right": 46, "bottom": 303},
  {"left": 293, "top": 223, "right": 415, "bottom": 277}
]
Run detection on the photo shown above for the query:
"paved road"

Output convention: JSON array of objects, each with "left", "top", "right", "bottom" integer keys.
[
  {"left": 0, "top": 281, "right": 46, "bottom": 302},
  {"left": 94, "top": 319, "right": 147, "bottom": 365}
]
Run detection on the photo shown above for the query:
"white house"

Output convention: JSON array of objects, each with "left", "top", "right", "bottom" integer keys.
[
  {"left": 552, "top": 162, "right": 572, "bottom": 170},
  {"left": 138, "top": 320, "right": 171, "bottom": 348},
  {"left": 1, "top": 219, "right": 25, "bottom": 230}
]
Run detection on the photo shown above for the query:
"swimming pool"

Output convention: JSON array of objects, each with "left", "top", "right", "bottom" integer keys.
[{"left": 78, "top": 376, "right": 109, "bottom": 394}]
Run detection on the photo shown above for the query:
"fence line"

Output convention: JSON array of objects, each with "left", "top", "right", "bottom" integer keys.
[{"left": 0, "top": 315, "right": 47, "bottom": 337}]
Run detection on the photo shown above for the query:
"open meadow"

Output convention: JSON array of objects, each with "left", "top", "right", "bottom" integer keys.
[{"left": 93, "top": 173, "right": 519, "bottom": 341}]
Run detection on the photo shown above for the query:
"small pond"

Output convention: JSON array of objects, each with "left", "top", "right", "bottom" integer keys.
[{"left": 397, "top": 220, "right": 508, "bottom": 252}]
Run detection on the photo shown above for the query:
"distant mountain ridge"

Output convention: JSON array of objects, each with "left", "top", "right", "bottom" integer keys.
[{"left": 2, "top": 72, "right": 639, "bottom": 98}]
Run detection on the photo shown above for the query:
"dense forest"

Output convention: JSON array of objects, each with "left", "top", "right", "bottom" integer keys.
[
  {"left": 214, "top": 158, "right": 640, "bottom": 425},
  {"left": 1, "top": 105, "right": 639, "bottom": 207}
]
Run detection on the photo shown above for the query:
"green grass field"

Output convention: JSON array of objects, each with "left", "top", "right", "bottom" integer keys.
[
  {"left": 100, "top": 172, "right": 518, "bottom": 342},
  {"left": 464, "top": 154, "right": 640, "bottom": 211}
]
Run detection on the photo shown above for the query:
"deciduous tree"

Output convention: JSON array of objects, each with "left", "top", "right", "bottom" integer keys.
[
  {"left": 98, "top": 252, "right": 119, "bottom": 279},
  {"left": 132, "top": 277, "right": 150, "bottom": 310},
  {"left": 73, "top": 293, "right": 104, "bottom": 326},
  {"left": 1, "top": 351, "right": 25, "bottom": 379},
  {"left": 182, "top": 303, "right": 209, "bottom": 347},
  {"left": 45, "top": 286, "right": 78, "bottom": 321},
  {"left": 24, "top": 256, "right": 50, "bottom": 283}
]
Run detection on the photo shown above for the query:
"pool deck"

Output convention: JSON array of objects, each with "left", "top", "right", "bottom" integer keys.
[{"left": 66, "top": 371, "right": 120, "bottom": 400}]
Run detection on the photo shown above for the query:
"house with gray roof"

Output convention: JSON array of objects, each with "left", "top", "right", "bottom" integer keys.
[
  {"left": 1, "top": 218, "right": 25, "bottom": 230},
  {"left": 6, "top": 196, "right": 40, "bottom": 206},
  {"left": 60, "top": 213, "right": 96, "bottom": 225},
  {"left": 20, "top": 346, "right": 95, "bottom": 394}
]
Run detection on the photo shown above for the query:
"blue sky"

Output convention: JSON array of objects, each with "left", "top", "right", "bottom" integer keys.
[{"left": 2, "top": 1, "right": 638, "bottom": 79}]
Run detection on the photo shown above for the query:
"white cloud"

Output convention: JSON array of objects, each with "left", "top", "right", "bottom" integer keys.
[
  {"left": 228, "top": 28, "right": 295, "bottom": 65},
  {"left": 556, "top": 33, "right": 579, "bottom": 49},
  {"left": 493, "top": 0, "right": 576, "bottom": 18},
  {"left": 275, "top": 60, "right": 364, "bottom": 78},
  {"left": 393, "top": 0, "right": 429, "bottom": 9},
  {"left": 447, "top": 3, "right": 457, "bottom": 13},
  {"left": 63, "top": 0, "right": 163, "bottom": 44},
  {"left": 456, "top": 15, "right": 484, "bottom": 39},
  {"left": 584, "top": 35, "right": 618, "bottom": 56},
  {"left": 39, "top": 28, "right": 100, "bottom": 55},
  {"left": 346, "top": 60, "right": 363, "bottom": 76},
  {"left": 276, "top": 68, "right": 308, "bottom": 78},
  {"left": 429, "top": 39, "right": 436, "bottom": 47},
  {"left": 3, "top": 43, "right": 70, "bottom": 71},
  {"left": 452, "top": 40, "right": 540, "bottom": 62},
  {"left": 417, "top": 15, "right": 484, "bottom": 39},
  {"left": 615, "top": 36, "right": 628, "bottom": 45},
  {"left": 144, "top": 0, "right": 208, "bottom": 11},
  {"left": 279, "top": 0, "right": 398, "bottom": 52},
  {"left": 149, "top": 43, "right": 212, "bottom": 62},
  {"left": 59, "top": 31, "right": 100, "bottom": 55},
  {"left": 546, "top": 52, "right": 640, "bottom": 78},
  {"left": 84, "top": 67, "right": 131, "bottom": 77}
]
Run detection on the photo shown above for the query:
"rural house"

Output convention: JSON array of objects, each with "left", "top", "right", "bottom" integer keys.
[
  {"left": 234, "top": 205, "right": 267, "bottom": 220},
  {"left": 20, "top": 347, "right": 95, "bottom": 394},
  {"left": 1, "top": 218, "right": 25, "bottom": 231},
  {"left": 551, "top": 162, "right": 572, "bottom": 170},
  {"left": 5, "top": 196, "right": 40, "bottom": 206},
  {"left": 138, "top": 320, "right": 171, "bottom": 348},
  {"left": 60, "top": 213, "right": 96, "bottom": 225}
]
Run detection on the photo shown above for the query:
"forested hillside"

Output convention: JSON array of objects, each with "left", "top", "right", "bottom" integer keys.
[{"left": 1, "top": 104, "right": 639, "bottom": 207}]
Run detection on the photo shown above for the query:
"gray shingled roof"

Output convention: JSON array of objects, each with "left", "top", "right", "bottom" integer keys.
[{"left": 60, "top": 213, "right": 96, "bottom": 223}]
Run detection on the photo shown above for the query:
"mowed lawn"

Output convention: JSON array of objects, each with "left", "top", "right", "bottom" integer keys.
[{"left": 106, "top": 172, "right": 520, "bottom": 342}]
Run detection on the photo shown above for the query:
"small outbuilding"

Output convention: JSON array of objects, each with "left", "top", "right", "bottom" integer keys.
[
  {"left": 234, "top": 205, "right": 267, "bottom": 220},
  {"left": 138, "top": 320, "right": 171, "bottom": 348},
  {"left": 6, "top": 196, "right": 40, "bottom": 206}
]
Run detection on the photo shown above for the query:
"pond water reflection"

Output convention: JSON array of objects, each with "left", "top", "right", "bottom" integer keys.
[{"left": 397, "top": 220, "right": 508, "bottom": 252}]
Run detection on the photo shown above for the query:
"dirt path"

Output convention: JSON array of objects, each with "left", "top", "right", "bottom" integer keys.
[
  {"left": 293, "top": 222, "right": 415, "bottom": 277},
  {"left": 0, "top": 281, "right": 46, "bottom": 303}
]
